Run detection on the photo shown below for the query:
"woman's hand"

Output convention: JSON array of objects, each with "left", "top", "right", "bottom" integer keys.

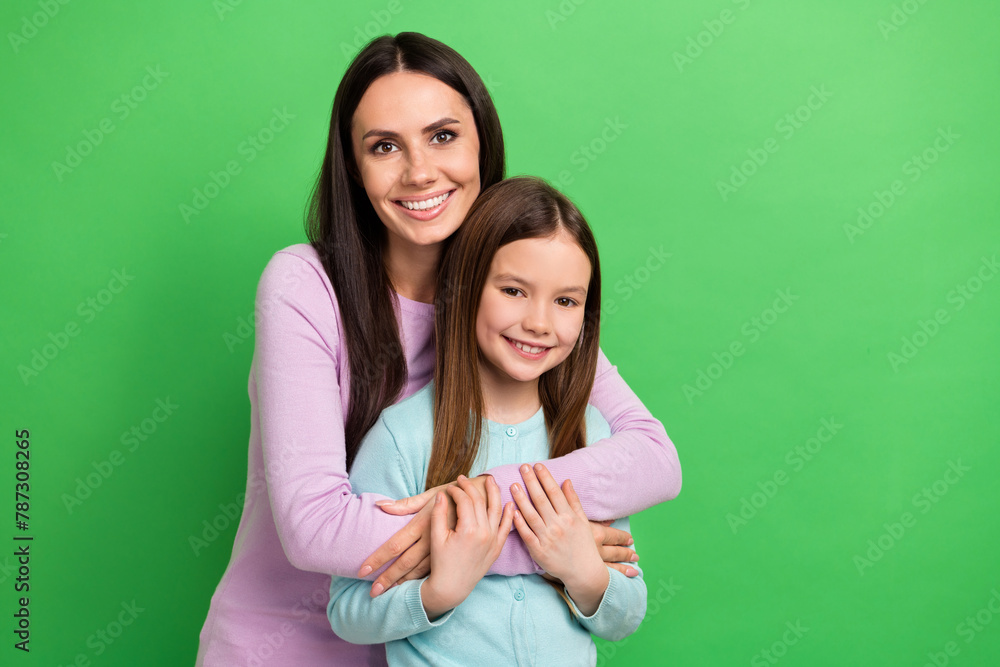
[
  {"left": 421, "top": 476, "right": 514, "bottom": 620},
  {"left": 591, "top": 520, "right": 641, "bottom": 577},
  {"left": 510, "top": 464, "right": 612, "bottom": 616},
  {"left": 357, "top": 482, "right": 454, "bottom": 597},
  {"left": 359, "top": 477, "right": 494, "bottom": 596}
]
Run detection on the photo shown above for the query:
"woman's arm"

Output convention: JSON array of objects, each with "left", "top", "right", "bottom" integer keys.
[
  {"left": 483, "top": 349, "right": 682, "bottom": 520},
  {"left": 255, "top": 247, "right": 536, "bottom": 578},
  {"left": 254, "top": 248, "right": 408, "bottom": 575}
]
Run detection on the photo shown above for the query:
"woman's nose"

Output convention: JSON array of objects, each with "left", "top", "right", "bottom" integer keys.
[{"left": 402, "top": 148, "right": 437, "bottom": 186}]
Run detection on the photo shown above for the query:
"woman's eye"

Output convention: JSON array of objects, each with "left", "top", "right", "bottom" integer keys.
[
  {"left": 372, "top": 141, "right": 396, "bottom": 154},
  {"left": 556, "top": 297, "right": 578, "bottom": 307},
  {"left": 431, "top": 130, "right": 456, "bottom": 144},
  {"left": 501, "top": 287, "right": 522, "bottom": 297}
]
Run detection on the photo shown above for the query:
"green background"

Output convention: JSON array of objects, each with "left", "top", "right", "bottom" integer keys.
[{"left": 3, "top": 0, "right": 998, "bottom": 665}]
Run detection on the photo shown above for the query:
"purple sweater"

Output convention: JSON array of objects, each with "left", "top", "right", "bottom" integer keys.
[{"left": 195, "top": 244, "right": 681, "bottom": 666}]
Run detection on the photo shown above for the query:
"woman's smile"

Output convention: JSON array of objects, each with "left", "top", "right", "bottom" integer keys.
[
  {"left": 393, "top": 189, "right": 454, "bottom": 219},
  {"left": 352, "top": 71, "right": 480, "bottom": 253}
]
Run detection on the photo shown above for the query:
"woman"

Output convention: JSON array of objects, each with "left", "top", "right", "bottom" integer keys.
[{"left": 196, "top": 32, "right": 680, "bottom": 666}]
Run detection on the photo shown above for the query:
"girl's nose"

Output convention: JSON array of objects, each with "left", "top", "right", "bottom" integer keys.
[{"left": 522, "top": 303, "right": 551, "bottom": 335}]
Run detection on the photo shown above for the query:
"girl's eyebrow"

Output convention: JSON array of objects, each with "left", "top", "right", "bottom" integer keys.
[
  {"left": 361, "top": 117, "right": 461, "bottom": 141},
  {"left": 492, "top": 273, "right": 588, "bottom": 296}
]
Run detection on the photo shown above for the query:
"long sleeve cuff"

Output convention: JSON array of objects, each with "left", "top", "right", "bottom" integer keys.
[{"left": 565, "top": 569, "right": 647, "bottom": 642}]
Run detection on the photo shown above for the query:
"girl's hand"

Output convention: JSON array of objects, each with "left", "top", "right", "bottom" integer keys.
[
  {"left": 511, "top": 464, "right": 611, "bottom": 616},
  {"left": 421, "top": 476, "right": 514, "bottom": 620}
]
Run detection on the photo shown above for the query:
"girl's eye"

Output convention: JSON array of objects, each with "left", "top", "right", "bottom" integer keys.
[
  {"left": 372, "top": 141, "right": 397, "bottom": 155},
  {"left": 431, "top": 130, "right": 456, "bottom": 144},
  {"left": 556, "top": 297, "right": 578, "bottom": 307},
  {"left": 501, "top": 287, "right": 523, "bottom": 297}
]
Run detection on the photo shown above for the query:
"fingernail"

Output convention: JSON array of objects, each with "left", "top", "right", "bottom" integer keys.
[
  {"left": 371, "top": 583, "right": 384, "bottom": 596},
  {"left": 358, "top": 565, "right": 372, "bottom": 577},
  {"left": 375, "top": 500, "right": 394, "bottom": 507},
  {"left": 626, "top": 567, "right": 638, "bottom": 577},
  {"left": 630, "top": 553, "right": 639, "bottom": 562},
  {"left": 458, "top": 474, "right": 467, "bottom": 481},
  {"left": 627, "top": 538, "right": 634, "bottom": 546},
  {"left": 512, "top": 483, "right": 521, "bottom": 494},
  {"left": 520, "top": 464, "right": 530, "bottom": 474}
]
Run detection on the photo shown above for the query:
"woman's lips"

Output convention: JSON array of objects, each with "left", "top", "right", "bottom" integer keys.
[{"left": 393, "top": 190, "right": 454, "bottom": 221}]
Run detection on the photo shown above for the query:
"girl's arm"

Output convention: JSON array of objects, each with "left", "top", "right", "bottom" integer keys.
[
  {"left": 327, "top": 416, "right": 456, "bottom": 643},
  {"left": 364, "top": 350, "right": 677, "bottom": 590},
  {"left": 510, "top": 464, "right": 646, "bottom": 642},
  {"left": 479, "top": 349, "right": 681, "bottom": 521},
  {"left": 328, "top": 416, "right": 511, "bottom": 643},
  {"left": 256, "top": 248, "right": 536, "bottom": 577},
  {"left": 562, "top": 517, "right": 646, "bottom": 642}
]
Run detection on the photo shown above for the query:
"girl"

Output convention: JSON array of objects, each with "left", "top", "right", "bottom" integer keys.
[
  {"left": 328, "top": 177, "right": 646, "bottom": 665},
  {"left": 196, "top": 33, "right": 678, "bottom": 666}
]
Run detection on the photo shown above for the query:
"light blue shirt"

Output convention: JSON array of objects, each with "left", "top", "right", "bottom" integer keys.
[{"left": 328, "top": 383, "right": 646, "bottom": 666}]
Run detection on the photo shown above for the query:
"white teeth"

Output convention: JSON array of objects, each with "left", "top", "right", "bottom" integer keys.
[
  {"left": 511, "top": 339, "right": 546, "bottom": 354},
  {"left": 399, "top": 192, "right": 450, "bottom": 211}
]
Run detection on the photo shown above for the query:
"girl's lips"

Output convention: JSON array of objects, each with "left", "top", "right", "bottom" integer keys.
[
  {"left": 393, "top": 190, "right": 455, "bottom": 221},
  {"left": 504, "top": 336, "right": 551, "bottom": 360}
]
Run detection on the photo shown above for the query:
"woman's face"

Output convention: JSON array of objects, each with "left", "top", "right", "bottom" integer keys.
[{"left": 351, "top": 71, "right": 481, "bottom": 253}]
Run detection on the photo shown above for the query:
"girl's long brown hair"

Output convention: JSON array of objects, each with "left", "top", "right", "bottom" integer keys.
[
  {"left": 426, "top": 177, "right": 602, "bottom": 489},
  {"left": 305, "top": 33, "right": 505, "bottom": 471}
]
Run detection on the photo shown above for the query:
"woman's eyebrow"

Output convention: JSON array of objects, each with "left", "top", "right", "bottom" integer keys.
[
  {"left": 361, "top": 117, "right": 461, "bottom": 141},
  {"left": 422, "top": 117, "right": 460, "bottom": 133}
]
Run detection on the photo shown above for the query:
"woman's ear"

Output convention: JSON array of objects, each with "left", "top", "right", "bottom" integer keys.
[{"left": 347, "top": 158, "right": 362, "bottom": 185}]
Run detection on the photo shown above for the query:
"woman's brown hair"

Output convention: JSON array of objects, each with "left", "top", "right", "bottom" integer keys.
[
  {"left": 426, "top": 177, "right": 602, "bottom": 489},
  {"left": 305, "top": 33, "right": 505, "bottom": 470}
]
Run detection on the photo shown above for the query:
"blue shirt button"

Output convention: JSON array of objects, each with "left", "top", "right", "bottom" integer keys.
[
  {"left": 513, "top": 590, "right": 524, "bottom": 601},
  {"left": 505, "top": 427, "right": 517, "bottom": 437}
]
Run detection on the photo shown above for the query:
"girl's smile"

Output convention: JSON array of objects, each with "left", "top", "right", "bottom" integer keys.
[
  {"left": 476, "top": 229, "right": 591, "bottom": 398},
  {"left": 503, "top": 335, "right": 552, "bottom": 360}
]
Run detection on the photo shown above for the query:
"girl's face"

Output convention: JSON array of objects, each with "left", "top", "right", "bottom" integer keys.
[
  {"left": 476, "top": 229, "right": 592, "bottom": 390},
  {"left": 351, "top": 71, "right": 481, "bottom": 254}
]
